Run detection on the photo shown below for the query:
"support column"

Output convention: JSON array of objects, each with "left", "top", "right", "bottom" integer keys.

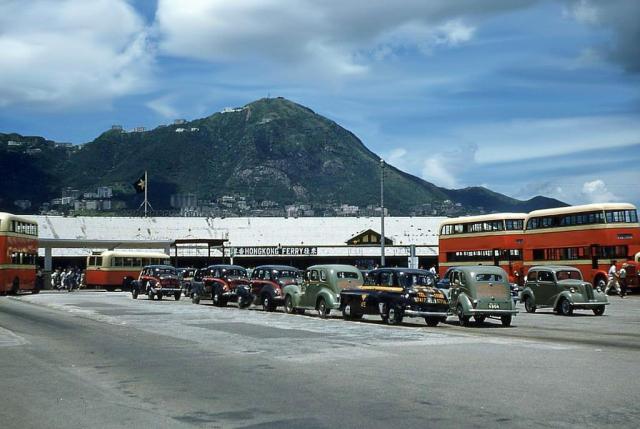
[{"left": 44, "top": 247, "right": 53, "bottom": 289}]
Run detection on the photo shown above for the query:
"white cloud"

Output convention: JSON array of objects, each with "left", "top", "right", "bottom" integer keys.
[
  {"left": 146, "top": 96, "right": 179, "bottom": 119},
  {"left": 581, "top": 179, "right": 620, "bottom": 203},
  {"left": 385, "top": 148, "right": 408, "bottom": 166},
  {"left": 455, "top": 115, "right": 640, "bottom": 164},
  {"left": 154, "top": 0, "right": 527, "bottom": 79},
  {"left": 421, "top": 143, "right": 478, "bottom": 188},
  {"left": 0, "top": 0, "right": 154, "bottom": 108}
]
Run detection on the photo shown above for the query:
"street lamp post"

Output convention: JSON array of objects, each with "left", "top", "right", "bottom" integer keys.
[{"left": 380, "top": 158, "right": 385, "bottom": 267}]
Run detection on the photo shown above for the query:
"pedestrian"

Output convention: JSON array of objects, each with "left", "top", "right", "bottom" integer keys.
[
  {"left": 604, "top": 260, "right": 621, "bottom": 296},
  {"left": 429, "top": 265, "right": 437, "bottom": 275},
  {"left": 619, "top": 263, "right": 628, "bottom": 298}
]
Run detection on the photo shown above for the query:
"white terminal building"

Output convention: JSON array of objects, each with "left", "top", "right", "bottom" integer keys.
[{"left": 28, "top": 215, "right": 445, "bottom": 270}]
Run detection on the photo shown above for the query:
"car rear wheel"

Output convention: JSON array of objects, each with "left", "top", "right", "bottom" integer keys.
[
  {"left": 191, "top": 293, "right": 200, "bottom": 304},
  {"left": 262, "top": 295, "right": 276, "bottom": 312},
  {"left": 425, "top": 317, "right": 440, "bottom": 327},
  {"left": 148, "top": 291, "right": 154, "bottom": 300},
  {"left": 238, "top": 297, "right": 251, "bottom": 309},
  {"left": 213, "top": 290, "right": 226, "bottom": 307},
  {"left": 559, "top": 298, "right": 573, "bottom": 316},
  {"left": 342, "top": 302, "right": 362, "bottom": 320},
  {"left": 457, "top": 305, "right": 469, "bottom": 327},
  {"left": 174, "top": 292, "right": 181, "bottom": 301},
  {"left": 132, "top": 288, "right": 138, "bottom": 299},
  {"left": 157, "top": 293, "right": 163, "bottom": 300},
  {"left": 317, "top": 298, "right": 330, "bottom": 318},
  {"left": 593, "top": 306, "right": 605, "bottom": 316},
  {"left": 524, "top": 296, "right": 536, "bottom": 313},
  {"left": 501, "top": 315, "right": 512, "bottom": 327},
  {"left": 474, "top": 315, "right": 486, "bottom": 324},
  {"left": 283, "top": 295, "right": 295, "bottom": 314}
]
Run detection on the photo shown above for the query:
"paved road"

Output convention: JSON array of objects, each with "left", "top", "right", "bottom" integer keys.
[{"left": 1, "top": 292, "right": 639, "bottom": 428}]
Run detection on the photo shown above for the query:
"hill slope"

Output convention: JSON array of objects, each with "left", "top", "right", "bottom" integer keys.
[{"left": 1, "top": 98, "right": 565, "bottom": 214}]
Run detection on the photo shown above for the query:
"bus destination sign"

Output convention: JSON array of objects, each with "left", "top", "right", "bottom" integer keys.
[{"left": 233, "top": 246, "right": 318, "bottom": 256}]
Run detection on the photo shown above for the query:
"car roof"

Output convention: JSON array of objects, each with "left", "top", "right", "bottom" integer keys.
[
  {"left": 370, "top": 268, "right": 434, "bottom": 275},
  {"left": 455, "top": 265, "right": 505, "bottom": 274},
  {"left": 205, "top": 264, "right": 246, "bottom": 270},
  {"left": 529, "top": 265, "right": 581, "bottom": 271},
  {"left": 254, "top": 265, "right": 300, "bottom": 271}
]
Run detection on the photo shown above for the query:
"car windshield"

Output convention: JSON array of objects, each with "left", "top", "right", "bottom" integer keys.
[
  {"left": 402, "top": 273, "right": 435, "bottom": 287},
  {"left": 223, "top": 268, "right": 247, "bottom": 278},
  {"left": 555, "top": 270, "right": 583, "bottom": 281},
  {"left": 475, "top": 273, "right": 503, "bottom": 282},
  {"left": 274, "top": 270, "right": 300, "bottom": 279},
  {"left": 337, "top": 271, "right": 359, "bottom": 279},
  {"left": 153, "top": 267, "right": 176, "bottom": 275}
]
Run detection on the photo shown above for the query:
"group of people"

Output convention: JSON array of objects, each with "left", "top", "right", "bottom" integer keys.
[
  {"left": 51, "top": 268, "right": 85, "bottom": 291},
  {"left": 605, "top": 260, "right": 629, "bottom": 298}
]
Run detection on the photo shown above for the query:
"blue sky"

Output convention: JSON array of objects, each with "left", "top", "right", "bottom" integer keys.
[{"left": 1, "top": 0, "right": 639, "bottom": 207}]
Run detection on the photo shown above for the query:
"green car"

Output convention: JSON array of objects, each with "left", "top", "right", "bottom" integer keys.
[
  {"left": 448, "top": 266, "right": 517, "bottom": 327},
  {"left": 283, "top": 265, "right": 363, "bottom": 318},
  {"left": 521, "top": 265, "right": 609, "bottom": 316}
]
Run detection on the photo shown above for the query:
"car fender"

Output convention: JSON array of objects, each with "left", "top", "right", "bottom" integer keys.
[
  {"left": 456, "top": 293, "right": 474, "bottom": 314},
  {"left": 553, "top": 291, "right": 573, "bottom": 308},
  {"left": 521, "top": 287, "right": 536, "bottom": 306},
  {"left": 317, "top": 288, "right": 339, "bottom": 309},
  {"left": 258, "top": 284, "right": 279, "bottom": 300},
  {"left": 282, "top": 284, "right": 301, "bottom": 306}
]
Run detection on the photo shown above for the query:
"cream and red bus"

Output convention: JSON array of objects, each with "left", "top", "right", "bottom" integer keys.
[
  {"left": 438, "top": 213, "right": 527, "bottom": 285},
  {"left": 85, "top": 250, "right": 170, "bottom": 291},
  {"left": 0, "top": 212, "right": 38, "bottom": 295},
  {"left": 523, "top": 203, "right": 640, "bottom": 290}
]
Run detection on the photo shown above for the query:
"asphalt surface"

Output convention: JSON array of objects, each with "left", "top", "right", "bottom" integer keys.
[{"left": 1, "top": 291, "right": 639, "bottom": 429}]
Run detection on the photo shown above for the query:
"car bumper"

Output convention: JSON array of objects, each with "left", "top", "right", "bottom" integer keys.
[
  {"left": 468, "top": 309, "right": 518, "bottom": 315},
  {"left": 570, "top": 301, "right": 609, "bottom": 308},
  {"left": 404, "top": 309, "right": 449, "bottom": 318},
  {"left": 151, "top": 287, "right": 181, "bottom": 294}
]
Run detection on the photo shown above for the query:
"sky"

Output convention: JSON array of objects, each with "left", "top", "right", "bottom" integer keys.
[{"left": 1, "top": 0, "right": 639, "bottom": 208}]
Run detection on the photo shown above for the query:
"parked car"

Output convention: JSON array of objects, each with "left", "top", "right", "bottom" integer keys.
[
  {"left": 448, "top": 266, "right": 517, "bottom": 327},
  {"left": 283, "top": 265, "right": 363, "bottom": 318},
  {"left": 177, "top": 267, "right": 197, "bottom": 297},
  {"left": 250, "top": 265, "right": 302, "bottom": 311},
  {"left": 339, "top": 268, "right": 449, "bottom": 326},
  {"left": 190, "top": 265, "right": 252, "bottom": 308},
  {"left": 131, "top": 265, "right": 182, "bottom": 300},
  {"left": 520, "top": 265, "right": 609, "bottom": 316},
  {"left": 436, "top": 267, "right": 456, "bottom": 300}
]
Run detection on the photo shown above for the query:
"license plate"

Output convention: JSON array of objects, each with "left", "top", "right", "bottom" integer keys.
[{"left": 488, "top": 303, "right": 500, "bottom": 309}]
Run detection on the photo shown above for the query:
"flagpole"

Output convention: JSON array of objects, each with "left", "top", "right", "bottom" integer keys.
[{"left": 144, "top": 170, "right": 148, "bottom": 217}]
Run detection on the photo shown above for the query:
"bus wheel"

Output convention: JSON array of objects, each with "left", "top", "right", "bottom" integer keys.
[{"left": 10, "top": 279, "right": 19, "bottom": 295}]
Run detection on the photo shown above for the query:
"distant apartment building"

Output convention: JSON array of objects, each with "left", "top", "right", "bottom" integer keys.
[
  {"left": 170, "top": 193, "right": 197, "bottom": 209},
  {"left": 7, "top": 140, "right": 22, "bottom": 147},
  {"left": 131, "top": 127, "right": 146, "bottom": 133},
  {"left": 96, "top": 186, "right": 113, "bottom": 199},
  {"left": 173, "top": 119, "right": 187, "bottom": 125},
  {"left": 111, "top": 124, "right": 123, "bottom": 131}
]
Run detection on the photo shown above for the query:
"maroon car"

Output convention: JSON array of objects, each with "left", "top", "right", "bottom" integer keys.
[
  {"left": 132, "top": 265, "right": 182, "bottom": 300},
  {"left": 190, "top": 265, "right": 252, "bottom": 308},
  {"left": 250, "top": 265, "right": 302, "bottom": 311}
]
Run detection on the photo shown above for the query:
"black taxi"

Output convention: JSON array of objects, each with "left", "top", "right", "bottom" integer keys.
[{"left": 339, "top": 268, "right": 449, "bottom": 326}]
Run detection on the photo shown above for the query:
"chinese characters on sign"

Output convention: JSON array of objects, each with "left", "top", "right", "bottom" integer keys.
[{"left": 233, "top": 247, "right": 318, "bottom": 256}]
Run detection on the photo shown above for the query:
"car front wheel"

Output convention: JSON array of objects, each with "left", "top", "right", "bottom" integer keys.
[
  {"left": 132, "top": 288, "right": 138, "bottom": 299},
  {"left": 283, "top": 295, "right": 295, "bottom": 314},
  {"left": 317, "top": 298, "right": 330, "bottom": 318},
  {"left": 191, "top": 293, "right": 200, "bottom": 304},
  {"left": 524, "top": 296, "right": 536, "bottom": 313},
  {"left": 593, "top": 306, "right": 605, "bottom": 316},
  {"left": 559, "top": 298, "right": 573, "bottom": 316},
  {"left": 262, "top": 295, "right": 276, "bottom": 312},
  {"left": 386, "top": 305, "right": 403, "bottom": 325},
  {"left": 425, "top": 317, "right": 440, "bottom": 327}
]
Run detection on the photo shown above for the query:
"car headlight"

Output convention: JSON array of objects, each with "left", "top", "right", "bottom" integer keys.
[
  {"left": 569, "top": 287, "right": 576, "bottom": 293},
  {"left": 404, "top": 293, "right": 410, "bottom": 299},
  {"left": 596, "top": 286, "right": 603, "bottom": 293}
]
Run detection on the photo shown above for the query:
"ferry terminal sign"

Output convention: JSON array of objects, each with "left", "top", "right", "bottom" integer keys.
[{"left": 232, "top": 246, "right": 318, "bottom": 257}]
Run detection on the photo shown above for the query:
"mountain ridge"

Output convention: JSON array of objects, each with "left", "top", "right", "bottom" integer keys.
[{"left": 0, "top": 97, "right": 566, "bottom": 215}]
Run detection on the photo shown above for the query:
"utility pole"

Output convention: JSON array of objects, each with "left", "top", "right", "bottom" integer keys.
[{"left": 380, "top": 158, "right": 385, "bottom": 267}]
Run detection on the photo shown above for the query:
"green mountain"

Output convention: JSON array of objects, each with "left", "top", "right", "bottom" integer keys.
[{"left": 1, "top": 97, "right": 565, "bottom": 214}]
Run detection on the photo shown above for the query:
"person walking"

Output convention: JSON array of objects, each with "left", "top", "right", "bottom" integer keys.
[
  {"left": 604, "top": 260, "right": 621, "bottom": 296},
  {"left": 619, "top": 263, "right": 628, "bottom": 298}
]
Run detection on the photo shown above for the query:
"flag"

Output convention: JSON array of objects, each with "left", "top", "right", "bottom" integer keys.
[{"left": 132, "top": 174, "right": 145, "bottom": 194}]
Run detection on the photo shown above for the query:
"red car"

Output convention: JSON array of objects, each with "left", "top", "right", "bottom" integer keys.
[
  {"left": 132, "top": 265, "right": 182, "bottom": 300},
  {"left": 250, "top": 265, "right": 302, "bottom": 311},
  {"left": 190, "top": 265, "right": 252, "bottom": 308}
]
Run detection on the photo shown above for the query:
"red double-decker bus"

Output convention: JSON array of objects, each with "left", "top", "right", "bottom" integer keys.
[
  {"left": 438, "top": 213, "right": 527, "bottom": 284},
  {"left": 523, "top": 203, "right": 640, "bottom": 290},
  {"left": 0, "top": 212, "right": 38, "bottom": 295},
  {"left": 85, "top": 250, "right": 170, "bottom": 291}
]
